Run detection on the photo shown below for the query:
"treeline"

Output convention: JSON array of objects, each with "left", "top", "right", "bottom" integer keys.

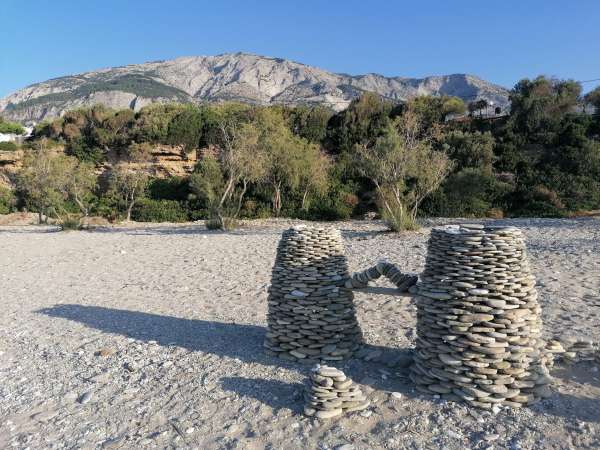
[{"left": 2, "top": 76, "right": 600, "bottom": 229}]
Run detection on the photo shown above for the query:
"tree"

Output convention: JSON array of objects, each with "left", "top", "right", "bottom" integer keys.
[
  {"left": 230, "top": 122, "right": 268, "bottom": 216},
  {"left": 208, "top": 103, "right": 254, "bottom": 211},
  {"left": 167, "top": 105, "right": 204, "bottom": 153},
  {"left": 326, "top": 93, "right": 393, "bottom": 153},
  {"left": 468, "top": 99, "right": 489, "bottom": 117},
  {"left": 109, "top": 166, "right": 149, "bottom": 221},
  {"left": 16, "top": 141, "right": 71, "bottom": 223},
  {"left": 298, "top": 144, "right": 330, "bottom": 211},
  {"left": 255, "top": 108, "right": 309, "bottom": 215},
  {"left": 509, "top": 77, "right": 581, "bottom": 137},
  {"left": 356, "top": 111, "right": 452, "bottom": 230},
  {"left": 287, "top": 106, "right": 333, "bottom": 143},
  {"left": 408, "top": 95, "right": 466, "bottom": 128},
  {"left": 585, "top": 86, "right": 600, "bottom": 111},
  {"left": 62, "top": 159, "right": 97, "bottom": 217},
  {"left": 440, "top": 130, "right": 495, "bottom": 172},
  {"left": 0, "top": 117, "right": 26, "bottom": 135},
  {"left": 109, "top": 143, "right": 150, "bottom": 221}
]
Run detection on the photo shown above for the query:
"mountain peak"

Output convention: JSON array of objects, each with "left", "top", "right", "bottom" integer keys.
[{"left": 0, "top": 53, "right": 509, "bottom": 124}]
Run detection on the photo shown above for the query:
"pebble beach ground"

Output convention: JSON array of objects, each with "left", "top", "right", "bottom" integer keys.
[{"left": 0, "top": 218, "right": 599, "bottom": 450}]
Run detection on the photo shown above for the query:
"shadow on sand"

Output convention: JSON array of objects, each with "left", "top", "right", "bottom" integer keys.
[
  {"left": 37, "top": 304, "right": 414, "bottom": 389},
  {"left": 37, "top": 304, "right": 599, "bottom": 422}
]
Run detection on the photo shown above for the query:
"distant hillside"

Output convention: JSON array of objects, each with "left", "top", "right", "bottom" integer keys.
[{"left": 0, "top": 53, "right": 510, "bottom": 124}]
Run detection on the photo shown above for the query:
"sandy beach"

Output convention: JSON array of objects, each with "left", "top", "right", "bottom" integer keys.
[{"left": 0, "top": 218, "right": 599, "bottom": 450}]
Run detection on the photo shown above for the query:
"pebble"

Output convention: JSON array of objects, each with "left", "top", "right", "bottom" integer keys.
[
  {"left": 390, "top": 392, "right": 402, "bottom": 400},
  {"left": 484, "top": 433, "right": 500, "bottom": 441},
  {"left": 446, "top": 430, "right": 462, "bottom": 439},
  {"left": 78, "top": 391, "right": 92, "bottom": 404}
]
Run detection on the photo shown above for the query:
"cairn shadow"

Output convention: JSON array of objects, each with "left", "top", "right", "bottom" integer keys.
[
  {"left": 220, "top": 377, "right": 305, "bottom": 413},
  {"left": 37, "top": 304, "right": 417, "bottom": 393},
  {"left": 37, "top": 304, "right": 274, "bottom": 364}
]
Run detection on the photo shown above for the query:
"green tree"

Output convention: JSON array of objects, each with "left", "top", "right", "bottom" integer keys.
[
  {"left": 298, "top": 144, "right": 330, "bottom": 211},
  {"left": 287, "top": 106, "right": 333, "bottom": 143},
  {"left": 109, "top": 143, "right": 150, "bottom": 221},
  {"left": 62, "top": 159, "right": 97, "bottom": 217},
  {"left": 585, "top": 86, "right": 600, "bottom": 111},
  {"left": 326, "top": 92, "right": 392, "bottom": 153},
  {"left": 0, "top": 186, "right": 15, "bottom": 214},
  {"left": 16, "top": 142, "right": 71, "bottom": 223},
  {"left": 356, "top": 111, "right": 452, "bottom": 230},
  {"left": 0, "top": 118, "right": 26, "bottom": 135},
  {"left": 440, "top": 130, "right": 495, "bottom": 172},
  {"left": 167, "top": 105, "right": 204, "bottom": 153}
]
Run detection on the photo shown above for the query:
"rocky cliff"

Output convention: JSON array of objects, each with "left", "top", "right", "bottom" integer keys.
[
  {"left": 1, "top": 53, "right": 510, "bottom": 125},
  {"left": 0, "top": 145, "right": 197, "bottom": 190}
]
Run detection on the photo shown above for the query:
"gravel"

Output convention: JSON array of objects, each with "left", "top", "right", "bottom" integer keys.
[{"left": 0, "top": 217, "right": 598, "bottom": 449}]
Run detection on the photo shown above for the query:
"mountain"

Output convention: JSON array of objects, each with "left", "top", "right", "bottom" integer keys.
[{"left": 0, "top": 53, "right": 510, "bottom": 124}]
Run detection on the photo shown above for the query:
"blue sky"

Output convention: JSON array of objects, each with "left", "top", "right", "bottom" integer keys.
[{"left": 2, "top": 0, "right": 599, "bottom": 97}]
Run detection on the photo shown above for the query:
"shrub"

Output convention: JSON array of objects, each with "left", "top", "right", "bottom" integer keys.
[
  {"left": 131, "top": 198, "right": 188, "bottom": 222},
  {"left": 59, "top": 216, "right": 82, "bottom": 231},
  {"left": 305, "top": 191, "right": 358, "bottom": 221},
  {"left": 0, "top": 141, "right": 18, "bottom": 151},
  {"left": 148, "top": 177, "right": 190, "bottom": 201},
  {"left": 380, "top": 196, "right": 420, "bottom": 231},
  {"left": 486, "top": 208, "right": 505, "bottom": 219},
  {"left": 0, "top": 187, "right": 15, "bottom": 214},
  {"left": 205, "top": 216, "right": 238, "bottom": 230}
]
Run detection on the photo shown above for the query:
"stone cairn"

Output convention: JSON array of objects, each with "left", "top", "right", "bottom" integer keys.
[
  {"left": 410, "top": 224, "right": 551, "bottom": 409},
  {"left": 345, "top": 260, "right": 418, "bottom": 293},
  {"left": 543, "top": 338, "right": 598, "bottom": 367},
  {"left": 264, "top": 226, "right": 363, "bottom": 363},
  {"left": 304, "top": 365, "right": 370, "bottom": 419}
]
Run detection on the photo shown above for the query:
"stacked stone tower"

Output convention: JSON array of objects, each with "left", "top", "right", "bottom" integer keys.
[
  {"left": 264, "top": 226, "right": 363, "bottom": 363},
  {"left": 410, "top": 224, "right": 547, "bottom": 408}
]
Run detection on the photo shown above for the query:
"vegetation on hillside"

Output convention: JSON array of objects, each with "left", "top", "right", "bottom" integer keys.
[
  {"left": 7, "top": 76, "right": 600, "bottom": 229},
  {"left": 0, "top": 117, "right": 26, "bottom": 135}
]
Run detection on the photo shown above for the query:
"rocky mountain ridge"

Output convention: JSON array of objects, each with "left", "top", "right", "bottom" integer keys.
[{"left": 0, "top": 53, "right": 510, "bottom": 124}]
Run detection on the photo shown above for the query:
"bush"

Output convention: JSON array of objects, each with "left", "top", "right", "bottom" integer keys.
[
  {"left": 148, "top": 177, "right": 190, "bottom": 201},
  {"left": 59, "top": 216, "right": 82, "bottom": 230},
  {"left": 205, "top": 216, "right": 238, "bottom": 230},
  {"left": 131, "top": 198, "right": 188, "bottom": 222},
  {"left": 0, "top": 141, "right": 18, "bottom": 151},
  {"left": 0, "top": 187, "right": 15, "bottom": 214},
  {"left": 382, "top": 205, "right": 419, "bottom": 231}
]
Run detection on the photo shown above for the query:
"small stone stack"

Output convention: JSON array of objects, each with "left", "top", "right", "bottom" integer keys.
[
  {"left": 560, "top": 339, "right": 597, "bottom": 364},
  {"left": 264, "top": 226, "right": 363, "bottom": 363},
  {"left": 345, "top": 261, "right": 418, "bottom": 292},
  {"left": 410, "top": 224, "right": 548, "bottom": 409},
  {"left": 304, "top": 365, "right": 370, "bottom": 418}
]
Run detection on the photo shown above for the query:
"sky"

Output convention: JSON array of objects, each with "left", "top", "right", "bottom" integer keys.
[{"left": 2, "top": 0, "right": 600, "bottom": 98}]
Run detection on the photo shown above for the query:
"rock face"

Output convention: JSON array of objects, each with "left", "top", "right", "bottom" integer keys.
[
  {"left": 0, "top": 144, "right": 197, "bottom": 189},
  {"left": 0, "top": 53, "right": 510, "bottom": 124}
]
